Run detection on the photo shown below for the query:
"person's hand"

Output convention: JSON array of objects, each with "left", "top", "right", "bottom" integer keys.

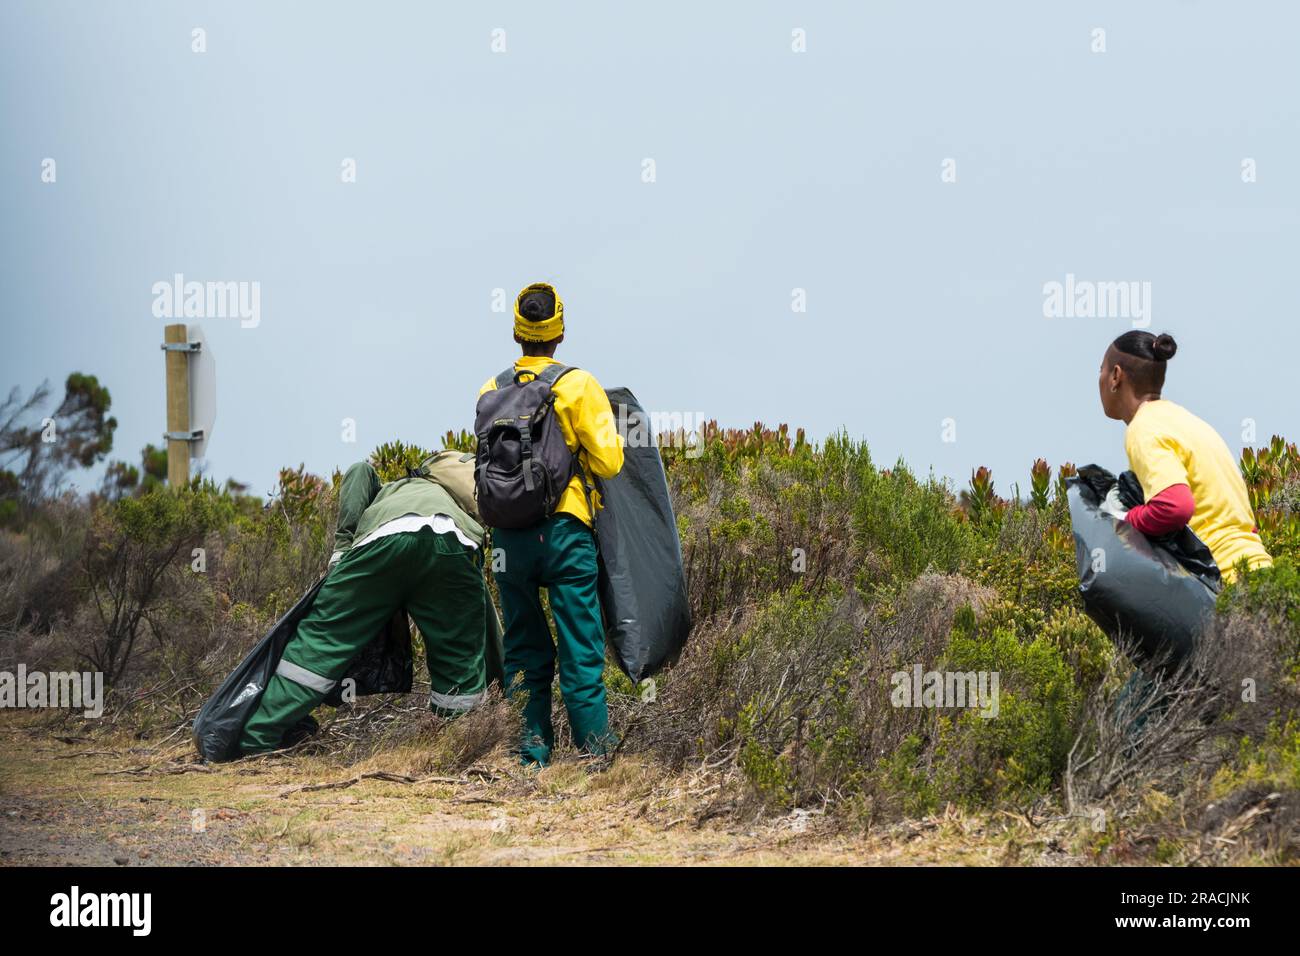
[
  {"left": 1098, "top": 486, "right": 1129, "bottom": 521},
  {"left": 327, "top": 550, "right": 344, "bottom": 569}
]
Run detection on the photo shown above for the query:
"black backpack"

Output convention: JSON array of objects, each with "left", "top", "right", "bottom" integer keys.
[{"left": 473, "top": 363, "right": 585, "bottom": 529}]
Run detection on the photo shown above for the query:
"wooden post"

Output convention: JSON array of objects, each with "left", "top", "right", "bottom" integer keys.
[{"left": 164, "top": 323, "right": 190, "bottom": 488}]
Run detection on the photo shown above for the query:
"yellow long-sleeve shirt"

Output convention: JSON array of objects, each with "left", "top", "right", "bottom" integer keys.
[
  {"left": 1125, "top": 399, "right": 1272, "bottom": 581},
  {"left": 479, "top": 356, "right": 624, "bottom": 527}
]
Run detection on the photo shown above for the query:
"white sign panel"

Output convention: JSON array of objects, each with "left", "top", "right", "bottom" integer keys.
[{"left": 188, "top": 324, "right": 216, "bottom": 460}]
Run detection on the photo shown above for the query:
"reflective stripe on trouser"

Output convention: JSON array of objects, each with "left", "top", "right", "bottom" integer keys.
[
  {"left": 430, "top": 688, "right": 486, "bottom": 716},
  {"left": 494, "top": 513, "right": 611, "bottom": 766},
  {"left": 238, "top": 529, "right": 488, "bottom": 754},
  {"left": 275, "top": 658, "right": 337, "bottom": 694}
]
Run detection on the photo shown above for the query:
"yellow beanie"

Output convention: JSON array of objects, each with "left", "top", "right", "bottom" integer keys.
[{"left": 513, "top": 282, "right": 565, "bottom": 342}]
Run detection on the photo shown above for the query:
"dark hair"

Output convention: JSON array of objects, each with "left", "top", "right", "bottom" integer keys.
[
  {"left": 1110, "top": 331, "right": 1177, "bottom": 392},
  {"left": 518, "top": 289, "right": 556, "bottom": 322},
  {"left": 1114, "top": 330, "right": 1177, "bottom": 362}
]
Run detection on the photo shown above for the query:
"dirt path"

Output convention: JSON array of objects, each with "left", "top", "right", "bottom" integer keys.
[{"left": 0, "top": 716, "right": 1070, "bottom": 866}]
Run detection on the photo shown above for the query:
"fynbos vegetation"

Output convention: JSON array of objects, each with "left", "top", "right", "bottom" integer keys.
[{"left": 2, "top": 418, "right": 1298, "bottom": 863}]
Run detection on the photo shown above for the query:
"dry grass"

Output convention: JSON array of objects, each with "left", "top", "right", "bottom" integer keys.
[{"left": 0, "top": 711, "right": 1076, "bottom": 866}]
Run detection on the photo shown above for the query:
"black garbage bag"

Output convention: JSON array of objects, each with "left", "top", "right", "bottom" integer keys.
[
  {"left": 1076, "top": 465, "right": 1222, "bottom": 589},
  {"left": 323, "top": 609, "right": 412, "bottom": 705},
  {"left": 192, "top": 578, "right": 411, "bottom": 763},
  {"left": 595, "top": 387, "right": 692, "bottom": 682},
  {"left": 1067, "top": 469, "right": 1220, "bottom": 675}
]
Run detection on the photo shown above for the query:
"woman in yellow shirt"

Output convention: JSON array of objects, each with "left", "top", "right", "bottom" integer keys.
[{"left": 1099, "top": 331, "right": 1271, "bottom": 582}]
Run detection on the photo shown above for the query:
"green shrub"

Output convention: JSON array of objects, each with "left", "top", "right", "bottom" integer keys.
[
  {"left": 368, "top": 441, "right": 432, "bottom": 484},
  {"left": 1213, "top": 717, "right": 1300, "bottom": 796},
  {"left": 222, "top": 467, "right": 335, "bottom": 618},
  {"left": 79, "top": 484, "right": 236, "bottom": 682},
  {"left": 933, "top": 614, "right": 1081, "bottom": 806},
  {"left": 1217, "top": 558, "right": 1300, "bottom": 672},
  {"left": 852, "top": 462, "right": 975, "bottom": 585}
]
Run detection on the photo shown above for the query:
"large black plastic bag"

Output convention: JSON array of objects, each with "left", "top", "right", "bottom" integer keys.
[
  {"left": 192, "top": 579, "right": 411, "bottom": 763},
  {"left": 595, "top": 387, "right": 692, "bottom": 682},
  {"left": 1067, "top": 471, "right": 1220, "bottom": 674},
  {"left": 324, "top": 609, "right": 412, "bottom": 706}
]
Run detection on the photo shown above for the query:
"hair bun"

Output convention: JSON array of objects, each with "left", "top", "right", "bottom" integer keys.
[{"left": 1151, "top": 333, "right": 1177, "bottom": 361}]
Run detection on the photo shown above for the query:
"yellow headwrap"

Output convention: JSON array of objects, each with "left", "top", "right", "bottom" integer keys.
[{"left": 513, "top": 282, "right": 565, "bottom": 342}]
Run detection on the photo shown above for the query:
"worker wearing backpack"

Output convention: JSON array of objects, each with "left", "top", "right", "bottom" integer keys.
[{"left": 475, "top": 282, "right": 624, "bottom": 766}]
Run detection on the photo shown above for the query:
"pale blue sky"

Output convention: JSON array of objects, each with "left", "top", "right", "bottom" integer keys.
[{"left": 3, "top": 1, "right": 1297, "bottom": 497}]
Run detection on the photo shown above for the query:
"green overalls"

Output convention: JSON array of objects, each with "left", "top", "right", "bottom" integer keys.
[
  {"left": 239, "top": 462, "right": 492, "bottom": 755},
  {"left": 494, "top": 515, "right": 612, "bottom": 765}
]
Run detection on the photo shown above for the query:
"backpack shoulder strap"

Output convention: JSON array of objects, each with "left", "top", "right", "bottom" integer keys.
[
  {"left": 534, "top": 363, "right": 596, "bottom": 518},
  {"left": 535, "top": 363, "right": 578, "bottom": 387},
  {"left": 492, "top": 366, "right": 517, "bottom": 390}
]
